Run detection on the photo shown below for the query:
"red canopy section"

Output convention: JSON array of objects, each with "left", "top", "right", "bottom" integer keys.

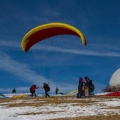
[{"left": 105, "top": 92, "right": 120, "bottom": 96}]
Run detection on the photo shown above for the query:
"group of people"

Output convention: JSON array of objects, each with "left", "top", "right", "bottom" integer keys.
[
  {"left": 30, "top": 76, "right": 94, "bottom": 98},
  {"left": 30, "top": 83, "right": 50, "bottom": 97},
  {"left": 77, "top": 76, "right": 94, "bottom": 98}
]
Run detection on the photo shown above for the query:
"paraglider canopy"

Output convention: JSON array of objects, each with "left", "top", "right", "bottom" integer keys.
[{"left": 21, "top": 22, "right": 87, "bottom": 52}]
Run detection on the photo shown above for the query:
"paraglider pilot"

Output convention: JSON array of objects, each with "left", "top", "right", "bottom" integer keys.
[
  {"left": 30, "top": 84, "right": 38, "bottom": 97},
  {"left": 55, "top": 87, "right": 59, "bottom": 95},
  {"left": 43, "top": 83, "right": 50, "bottom": 97},
  {"left": 12, "top": 88, "right": 16, "bottom": 93},
  {"left": 77, "top": 77, "right": 85, "bottom": 98}
]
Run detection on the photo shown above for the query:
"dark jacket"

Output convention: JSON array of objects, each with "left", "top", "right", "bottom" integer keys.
[{"left": 43, "top": 83, "right": 50, "bottom": 92}]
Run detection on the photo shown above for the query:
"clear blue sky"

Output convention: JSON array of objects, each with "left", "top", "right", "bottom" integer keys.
[{"left": 0, "top": 0, "right": 120, "bottom": 94}]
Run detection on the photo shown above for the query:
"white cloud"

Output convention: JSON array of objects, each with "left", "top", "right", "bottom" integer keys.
[
  {"left": 1, "top": 37, "right": 120, "bottom": 57},
  {"left": 0, "top": 40, "right": 20, "bottom": 48},
  {"left": 0, "top": 51, "right": 49, "bottom": 84},
  {"left": 0, "top": 51, "right": 78, "bottom": 93},
  {"left": 43, "top": 9, "right": 60, "bottom": 18},
  {"left": 33, "top": 44, "right": 120, "bottom": 57}
]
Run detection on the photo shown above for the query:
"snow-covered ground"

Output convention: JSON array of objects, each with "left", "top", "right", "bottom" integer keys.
[{"left": 0, "top": 93, "right": 120, "bottom": 120}]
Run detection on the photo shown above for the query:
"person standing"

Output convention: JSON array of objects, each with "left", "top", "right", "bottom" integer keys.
[
  {"left": 77, "top": 77, "right": 86, "bottom": 98},
  {"left": 55, "top": 87, "right": 59, "bottom": 95},
  {"left": 30, "top": 84, "right": 37, "bottom": 97},
  {"left": 43, "top": 83, "right": 50, "bottom": 97},
  {"left": 84, "top": 76, "right": 90, "bottom": 97},
  {"left": 12, "top": 88, "right": 16, "bottom": 93}
]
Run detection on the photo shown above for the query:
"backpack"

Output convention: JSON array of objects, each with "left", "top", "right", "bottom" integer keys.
[
  {"left": 89, "top": 80, "right": 93, "bottom": 86},
  {"left": 89, "top": 80, "right": 95, "bottom": 93},
  {"left": 43, "top": 83, "right": 50, "bottom": 92},
  {"left": 47, "top": 86, "right": 50, "bottom": 92},
  {"left": 30, "top": 87, "right": 32, "bottom": 93}
]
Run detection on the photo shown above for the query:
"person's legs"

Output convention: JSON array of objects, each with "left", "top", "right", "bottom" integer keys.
[
  {"left": 45, "top": 90, "right": 47, "bottom": 97},
  {"left": 85, "top": 87, "right": 89, "bottom": 97},
  {"left": 31, "top": 90, "right": 34, "bottom": 96},
  {"left": 80, "top": 86, "right": 83, "bottom": 96},
  {"left": 77, "top": 86, "right": 82, "bottom": 98},
  {"left": 32, "top": 90, "right": 36, "bottom": 97},
  {"left": 46, "top": 92, "right": 50, "bottom": 97},
  {"left": 34, "top": 92, "right": 36, "bottom": 97}
]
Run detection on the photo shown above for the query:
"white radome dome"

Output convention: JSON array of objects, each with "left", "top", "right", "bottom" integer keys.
[{"left": 109, "top": 68, "right": 120, "bottom": 86}]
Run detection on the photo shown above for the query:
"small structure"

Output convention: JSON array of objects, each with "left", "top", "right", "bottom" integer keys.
[{"left": 109, "top": 68, "right": 120, "bottom": 91}]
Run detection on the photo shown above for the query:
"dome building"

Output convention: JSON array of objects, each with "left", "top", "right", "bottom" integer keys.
[{"left": 109, "top": 68, "right": 120, "bottom": 91}]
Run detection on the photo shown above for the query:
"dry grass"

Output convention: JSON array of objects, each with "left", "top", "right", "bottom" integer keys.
[
  {"left": 52, "top": 114, "right": 120, "bottom": 120},
  {"left": 0, "top": 96, "right": 97, "bottom": 107},
  {"left": 0, "top": 95, "right": 120, "bottom": 120},
  {"left": 0, "top": 95, "right": 120, "bottom": 108}
]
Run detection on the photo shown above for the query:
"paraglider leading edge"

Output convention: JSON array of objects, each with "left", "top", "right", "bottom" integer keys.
[{"left": 21, "top": 22, "right": 87, "bottom": 52}]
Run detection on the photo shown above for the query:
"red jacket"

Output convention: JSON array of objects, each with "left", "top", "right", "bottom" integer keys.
[{"left": 31, "top": 85, "right": 36, "bottom": 91}]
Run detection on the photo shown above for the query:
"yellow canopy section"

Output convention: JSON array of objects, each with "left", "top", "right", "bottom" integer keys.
[{"left": 21, "top": 22, "right": 87, "bottom": 52}]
